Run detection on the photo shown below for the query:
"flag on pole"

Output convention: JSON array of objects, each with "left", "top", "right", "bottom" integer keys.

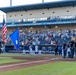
[
  {"left": 2, "top": 17, "right": 7, "bottom": 44},
  {"left": 10, "top": 29, "right": 20, "bottom": 50}
]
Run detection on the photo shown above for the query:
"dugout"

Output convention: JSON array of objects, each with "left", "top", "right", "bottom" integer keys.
[
  {"left": 5, "top": 45, "right": 23, "bottom": 53},
  {"left": 5, "top": 44, "right": 56, "bottom": 54},
  {"left": 40, "top": 44, "right": 56, "bottom": 54}
]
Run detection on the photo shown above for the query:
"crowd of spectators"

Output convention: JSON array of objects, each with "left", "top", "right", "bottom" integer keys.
[
  {"left": 6, "top": 15, "right": 76, "bottom": 25},
  {"left": 5, "top": 29, "right": 76, "bottom": 46},
  {"left": 0, "top": 28, "right": 76, "bottom": 58}
]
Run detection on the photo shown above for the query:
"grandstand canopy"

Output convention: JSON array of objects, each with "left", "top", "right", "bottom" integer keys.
[{"left": 0, "top": 0, "right": 76, "bottom": 13}]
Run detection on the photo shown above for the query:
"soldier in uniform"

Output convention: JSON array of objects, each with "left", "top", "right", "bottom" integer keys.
[
  {"left": 0, "top": 40, "right": 4, "bottom": 54},
  {"left": 63, "top": 42, "right": 67, "bottom": 58},
  {"left": 70, "top": 40, "right": 75, "bottom": 58},
  {"left": 74, "top": 39, "right": 76, "bottom": 58},
  {"left": 0, "top": 42, "right": 2, "bottom": 54}
]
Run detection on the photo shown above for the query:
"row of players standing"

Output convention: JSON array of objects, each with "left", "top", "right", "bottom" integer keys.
[
  {"left": 55, "top": 40, "right": 76, "bottom": 58},
  {"left": 23, "top": 45, "right": 41, "bottom": 54}
]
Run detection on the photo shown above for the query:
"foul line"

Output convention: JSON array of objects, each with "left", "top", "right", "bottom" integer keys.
[{"left": 0, "top": 58, "right": 59, "bottom": 68}]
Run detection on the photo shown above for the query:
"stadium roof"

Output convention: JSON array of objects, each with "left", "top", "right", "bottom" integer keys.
[{"left": 0, "top": 0, "right": 76, "bottom": 13}]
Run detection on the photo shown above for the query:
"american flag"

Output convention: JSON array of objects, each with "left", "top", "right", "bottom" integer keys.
[{"left": 2, "top": 18, "right": 7, "bottom": 44}]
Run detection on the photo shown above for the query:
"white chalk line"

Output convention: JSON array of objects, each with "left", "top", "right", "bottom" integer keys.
[{"left": 0, "top": 58, "right": 59, "bottom": 69}]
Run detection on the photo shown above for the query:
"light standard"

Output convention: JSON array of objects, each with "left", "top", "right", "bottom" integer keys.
[{"left": 10, "top": 0, "right": 12, "bottom": 7}]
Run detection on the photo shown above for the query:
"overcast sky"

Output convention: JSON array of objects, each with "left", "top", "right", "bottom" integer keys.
[
  {"left": 0, "top": 0, "right": 61, "bottom": 22},
  {"left": 0, "top": 0, "right": 61, "bottom": 7}
]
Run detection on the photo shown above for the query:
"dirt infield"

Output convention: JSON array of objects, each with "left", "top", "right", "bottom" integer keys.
[{"left": 0, "top": 55, "right": 76, "bottom": 72}]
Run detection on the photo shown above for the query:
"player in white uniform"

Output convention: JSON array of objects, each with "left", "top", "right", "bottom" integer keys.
[{"left": 35, "top": 45, "right": 38, "bottom": 54}]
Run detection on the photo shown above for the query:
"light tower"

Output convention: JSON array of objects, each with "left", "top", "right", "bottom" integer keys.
[
  {"left": 10, "top": 0, "right": 12, "bottom": 7},
  {"left": 42, "top": 0, "right": 44, "bottom": 3}
]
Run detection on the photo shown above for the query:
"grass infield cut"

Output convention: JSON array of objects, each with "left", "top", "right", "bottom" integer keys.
[
  {"left": 0, "top": 57, "right": 25, "bottom": 64},
  {"left": 0, "top": 62, "right": 76, "bottom": 75},
  {"left": 0, "top": 53, "right": 56, "bottom": 65}
]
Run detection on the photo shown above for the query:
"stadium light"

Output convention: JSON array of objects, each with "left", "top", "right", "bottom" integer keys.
[{"left": 55, "top": 26, "right": 58, "bottom": 28}]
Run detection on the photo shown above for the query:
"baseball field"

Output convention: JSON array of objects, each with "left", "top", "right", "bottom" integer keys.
[{"left": 0, "top": 53, "right": 76, "bottom": 75}]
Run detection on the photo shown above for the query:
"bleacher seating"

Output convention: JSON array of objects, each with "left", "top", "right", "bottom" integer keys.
[{"left": 0, "top": 15, "right": 76, "bottom": 26}]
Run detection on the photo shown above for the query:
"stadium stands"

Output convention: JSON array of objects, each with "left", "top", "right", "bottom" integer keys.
[
  {"left": 0, "top": 0, "right": 76, "bottom": 54},
  {"left": 2, "top": 29, "right": 74, "bottom": 53},
  {"left": 0, "top": 15, "right": 75, "bottom": 27}
]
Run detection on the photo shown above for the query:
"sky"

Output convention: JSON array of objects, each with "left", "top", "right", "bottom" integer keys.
[
  {"left": 0, "top": 0, "right": 61, "bottom": 7},
  {"left": 0, "top": 0, "right": 61, "bottom": 22}
]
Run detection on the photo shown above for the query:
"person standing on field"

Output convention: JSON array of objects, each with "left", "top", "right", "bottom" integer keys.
[{"left": 63, "top": 42, "right": 67, "bottom": 58}]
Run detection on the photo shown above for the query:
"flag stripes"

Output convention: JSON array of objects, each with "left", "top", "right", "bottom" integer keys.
[{"left": 2, "top": 18, "right": 7, "bottom": 44}]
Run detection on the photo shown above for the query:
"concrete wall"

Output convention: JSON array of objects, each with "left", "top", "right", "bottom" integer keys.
[{"left": 6, "top": 6, "right": 76, "bottom": 21}]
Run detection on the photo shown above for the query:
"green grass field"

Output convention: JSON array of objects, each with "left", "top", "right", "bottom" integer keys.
[
  {"left": 0, "top": 53, "right": 54, "bottom": 57},
  {"left": 0, "top": 53, "right": 76, "bottom": 75},
  {"left": 0, "top": 53, "right": 54, "bottom": 65},
  {"left": 0, "top": 62, "right": 76, "bottom": 75},
  {"left": 0, "top": 57, "right": 25, "bottom": 64}
]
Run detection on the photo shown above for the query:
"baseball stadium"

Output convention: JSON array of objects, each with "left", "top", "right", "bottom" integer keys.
[{"left": 0, "top": 0, "right": 76, "bottom": 75}]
